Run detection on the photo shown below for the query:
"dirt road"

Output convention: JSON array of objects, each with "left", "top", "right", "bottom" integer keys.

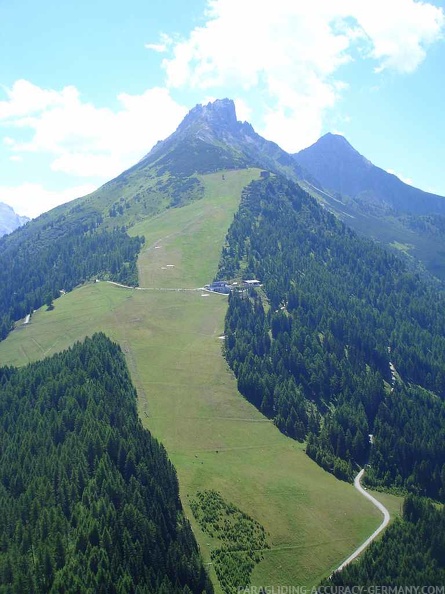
[{"left": 334, "top": 468, "right": 390, "bottom": 573}]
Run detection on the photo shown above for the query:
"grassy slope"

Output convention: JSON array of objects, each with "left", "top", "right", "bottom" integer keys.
[{"left": 0, "top": 169, "right": 400, "bottom": 590}]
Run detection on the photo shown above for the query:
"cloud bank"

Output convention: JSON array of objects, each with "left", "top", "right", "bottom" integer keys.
[
  {"left": 1, "top": 80, "right": 187, "bottom": 178},
  {"left": 160, "top": 0, "right": 444, "bottom": 150}
]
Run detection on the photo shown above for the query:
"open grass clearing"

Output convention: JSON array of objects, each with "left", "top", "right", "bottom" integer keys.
[
  {"left": 130, "top": 169, "right": 261, "bottom": 288},
  {"left": 0, "top": 283, "right": 390, "bottom": 590},
  {"left": 0, "top": 169, "right": 401, "bottom": 591}
]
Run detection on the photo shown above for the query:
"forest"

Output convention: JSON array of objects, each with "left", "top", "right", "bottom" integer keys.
[
  {"left": 0, "top": 215, "right": 143, "bottom": 340},
  {"left": 190, "top": 490, "right": 268, "bottom": 594},
  {"left": 322, "top": 495, "right": 445, "bottom": 587},
  {"left": 0, "top": 333, "right": 212, "bottom": 593},
  {"left": 218, "top": 175, "right": 445, "bottom": 498}
]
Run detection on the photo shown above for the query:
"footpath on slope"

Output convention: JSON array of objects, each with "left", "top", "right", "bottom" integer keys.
[
  {"left": 334, "top": 468, "right": 390, "bottom": 573},
  {"left": 105, "top": 280, "right": 228, "bottom": 294}
]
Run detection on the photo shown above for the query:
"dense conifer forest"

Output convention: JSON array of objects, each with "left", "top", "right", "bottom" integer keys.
[
  {"left": 322, "top": 496, "right": 445, "bottom": 587},
  {"left": 0, "top": 218, "right": 143, "bottom": 340},
  {"left": 218, "top": 176, "right": 445, "bottom": 498},
  {"left": 0, "top": 334, "right": 212, "bottom": 593}
]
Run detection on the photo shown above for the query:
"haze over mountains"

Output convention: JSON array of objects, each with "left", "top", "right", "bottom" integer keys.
[
  {"left": 0, "top": 202, "right": 29, "bottom": 237},
  {"left": 294, "top": 132, "right": 445, "bottom": 216}
]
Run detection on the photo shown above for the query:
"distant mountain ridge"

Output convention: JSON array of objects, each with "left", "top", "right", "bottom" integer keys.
[
  {"left": 294, "top": 133, "right": 445, "bottom": 216},
  {"left": 0, "top": 202, "right": 29, "bottom": 237},
  {"left": 293, "top": 132, "right": 445, "bottom": 281}
]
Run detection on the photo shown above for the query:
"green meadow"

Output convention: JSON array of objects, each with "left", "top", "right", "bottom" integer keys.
[{"left": 0, "top": 169, "right": 399, "bottom": 591}]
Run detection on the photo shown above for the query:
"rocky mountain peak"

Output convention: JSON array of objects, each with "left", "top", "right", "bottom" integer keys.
[
  {"left": 0, "top": 202, "right": 29, "bottom": 237},
  {"left": 302, "top": 133, "right": 370, "bottom": 164},
  {"left": 139, "top": 97, "right": 309, "bottom": 181},
  {"left": 175, "top": 98, "right": 239, "bottom": 139}
]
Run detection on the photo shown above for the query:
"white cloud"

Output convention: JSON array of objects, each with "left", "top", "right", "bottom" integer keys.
[
  {"left": 233, "top": 98, "right": 252, "bottom": 123},
  {"left": 0, "top": 183, "right": 98, "bottom": 218},
  {"left": 1, "top": 0, "right": 443, "bottom": 218},
  {"left": 0, "top": 79, "right": 78, "bottom": 119},
  {"left": 387, "top": 168, "right": 414, "bottom": 186},
  {"left": 145, "top": 33, "right": 174, "bottom": 53},
  {"left": 146, "top": 42, "right": 169, "bottom": 53},
  {"left": 161, "top": 0, "right": 444, "bottom": 151},
  {"left": 350, "top": 0, "right": 444, "bottom": 73},
  {"left": 1, "top": 83, "right": 187, "bottom": 181}
]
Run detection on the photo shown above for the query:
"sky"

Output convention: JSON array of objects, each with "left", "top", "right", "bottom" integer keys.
[{"left": 1, "top": 0, "right": 444, "bottom": 218}]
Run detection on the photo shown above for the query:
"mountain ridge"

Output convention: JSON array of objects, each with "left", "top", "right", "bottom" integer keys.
[
  {"left": 0, "top": 202, "right": 29, "bottom": 237},
  {"left": 293, "top": 131, "right": 445, "bottom": 280},
  {"left": 3, "top": 98, "right": 445, "bottom": 286},
  {"left": 294, "top": 132, "right": 445, "bottom": 216},
  {"left": 139, "top": 98, "right": 311, "bottom": 181}
]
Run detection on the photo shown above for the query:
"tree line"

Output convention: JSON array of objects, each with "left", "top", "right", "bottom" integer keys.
[
  {"left": 0, "top": 214, "right": 143, "bottom": 341},
  {"left": 218, "top": 176, "right": 445, "bottom": 498},
  {"left": 321, "top": 495, "right": 445, "bottom": 587}
]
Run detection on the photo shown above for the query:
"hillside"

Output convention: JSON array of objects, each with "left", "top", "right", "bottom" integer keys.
[
  {"left": 294, "top": 134, "right": 445, "bottom": 281},
  {"left": 0, "top": 168, "right": 388, "bottom": 591},
  {"left": 219, "top": 175, "right": 445, "bottom": 499},
  {"left": 2, "top": 98, "right": 444, "bottom": 589},
  {"left": 0, "top": 333, "right": 212, "bottom": 593}
]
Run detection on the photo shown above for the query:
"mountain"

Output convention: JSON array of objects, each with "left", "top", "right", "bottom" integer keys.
[
  {"left": 0, "top": 98, "right": 316, "bottom": 340},
  {"left": 0, "top": 202, "right": 29, "bottom": 237},
  {"left": 294, "top": 133, "right": 445, "bottom": 281},
  {"left": 2, "top": 98, "right": 445, "bottom": 588},
  {"left": 294, "top": 133, "right": 445, "bottom": 216},
  {"left": 139, "top": 97, "right": 310, "bottom": 180},
  {"left": 0, "top": 99, "right": 393, "bottom": 589}
]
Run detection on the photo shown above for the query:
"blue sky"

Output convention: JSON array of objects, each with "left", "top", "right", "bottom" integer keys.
[{"left": 1, "top": 0, "right": 444, "bottom": 217}]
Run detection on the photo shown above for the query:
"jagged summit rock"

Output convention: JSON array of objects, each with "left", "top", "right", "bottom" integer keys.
[
  {"left": 0, "top": 202, "right": 29, "bottom": 237},
  {"left": 139, "top": 98, "right": 309, "bottom": 180},
  {"left": 140, "top": 99, "right": 240, "bottom": 162},
  {"left": 177, "top": 98, "right": 239, "bottom": 137}
]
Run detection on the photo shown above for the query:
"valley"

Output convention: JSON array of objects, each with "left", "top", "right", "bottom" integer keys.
[{"left": 0, "top": 169, "right": 400, "bottom": 591}]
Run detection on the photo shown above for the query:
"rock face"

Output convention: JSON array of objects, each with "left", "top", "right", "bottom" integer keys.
[
  {"left": 0, "top": 202, "right": 29, "bottom": 237},
  {"left": 139, "top": 98, "right": 311, "bottom": 181},
  {"left": 176, "top": 98, "right": 239, "bottom": 140},
  {"left": 294, "top": 133, "right": 445, "bottom": 216}
]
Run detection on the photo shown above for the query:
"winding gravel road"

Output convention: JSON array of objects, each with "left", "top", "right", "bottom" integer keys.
[{"left": 335, "top": 468, "right": 390, "bottom": 573}]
